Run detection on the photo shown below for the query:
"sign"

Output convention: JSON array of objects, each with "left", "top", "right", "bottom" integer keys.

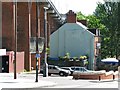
[
  {"left": 0, "top": 49, "right": 6, "bottom": 56},
  {"left": 30, "top": 37, "right": 44, "bottom": 53},
  {"left": 35, "top": 54, "right": 41, "bottom": 58}
]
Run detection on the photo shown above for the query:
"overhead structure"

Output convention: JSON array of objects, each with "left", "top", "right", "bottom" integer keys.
[{"left": 40, "top": 0, "right": 64, "bottom": 24}]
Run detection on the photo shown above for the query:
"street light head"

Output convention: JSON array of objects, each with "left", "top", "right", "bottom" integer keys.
[{"left": 44, "top": 7, "right": 49, "bottom": 10}]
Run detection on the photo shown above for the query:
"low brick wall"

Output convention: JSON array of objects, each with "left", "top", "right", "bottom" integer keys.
[
  {"left": 73, "top": 73, "right": 101, "bottom": 80},
  {"left": 100, "top": 74, "right": 114, "bottom": 80},
  {"left": 7, "top": 51, "right": 24, "bottom": 73},
  {"left": 73, "top": 71, "right": 118, "bottom": 80}
]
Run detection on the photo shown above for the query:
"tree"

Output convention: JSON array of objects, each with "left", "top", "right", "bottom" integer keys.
[
  {"left": 77, "top": 2, "right": 120, "bottom": 59},
  {"left": 77, "top": 11, "right": 86, "bottom": 20},
  {"left": 94, "top": 2, "right": 120, "bottom": 59},
  {"left": 77, "top": 10, "right": 106, "bottom": 59}
]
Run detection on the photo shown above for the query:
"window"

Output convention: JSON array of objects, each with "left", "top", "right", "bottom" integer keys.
[
  {"left": 71, "top": 67, "right": 75, "bottom": 70},
  {"left": 76, "top": 68, "right": 79, "bottom": 71},
  {"left": 53, "top": 67, "right": 57, "bottom": 70}
]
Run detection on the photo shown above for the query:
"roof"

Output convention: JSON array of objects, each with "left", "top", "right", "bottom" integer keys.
[{"left": 76, "top": 22, "right": 88, "bottom": 29}]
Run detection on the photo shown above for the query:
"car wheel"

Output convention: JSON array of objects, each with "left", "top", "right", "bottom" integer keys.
[{"left": 59, "top": 72, "right": 64, "bottom": 76}]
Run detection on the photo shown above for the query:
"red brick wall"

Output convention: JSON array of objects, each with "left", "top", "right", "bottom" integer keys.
[
  {"left": 7, "top": 51, "right": 14, "bottom": 73},
  {"left": 2, "top": 2, "right": 63, "bottom": 71},
  {"left": 6, "top": 51, "right": 24, "bottom": 73},
  {"left": 16, "top": 52, "right": 24, "bottom": 73},
  {"left": 66, "top": 10, "right": 76, "bottom": 23},
  {"left": 2, "top": 2, "right": 31, "bottom": 71},
  {"left": 17, "top": 2, "right": 31, "bottom": 71},
  {"left": 73, "top": 73, "right": 114, "bottom": 80},
  {"left": 2, "top": 2, "right": 15, "bottom": 51}
]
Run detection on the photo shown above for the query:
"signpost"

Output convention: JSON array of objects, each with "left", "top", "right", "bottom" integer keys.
[{"left": 30, "top": 37, "right": 44, "bottom": 82}]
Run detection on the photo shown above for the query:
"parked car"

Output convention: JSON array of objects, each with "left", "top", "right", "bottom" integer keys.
[
  {"left": 61, "top": 67, "right": 74, "bottom": 75},
  {"left": 48, "top": 65, "right": 71, "bottom": 76},
  {"left": 40, "top": 65, "right": 71, "bottom": 76},
  {"left": 71, "top": 66, "right": 106, "bottom": 75},
  {"left": 71, "top": 66, "right": 89, "bottom": 72}
]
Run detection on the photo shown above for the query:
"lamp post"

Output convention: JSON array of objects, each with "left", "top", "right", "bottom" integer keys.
[
  {"left": 13, "top": 0, "right": 17, "bottom": 79},
  {"left": 30, "top": 1, "right": 44, "bottom": 82},
  {"left": 35, "top": 1, "right": 39, "bottom": 82},
  {"left": 43, "top": 7, "right": 48, "bottom": 77},
  {"left": 30, "top": 37, "right": 44, "bottom": 82}
]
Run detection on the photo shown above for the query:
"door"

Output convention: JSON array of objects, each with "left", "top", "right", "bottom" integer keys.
[{"left": 2, "top": 56, "right": 9, "bottom": 73}]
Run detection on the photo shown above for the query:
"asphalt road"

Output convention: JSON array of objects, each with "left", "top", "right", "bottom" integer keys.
[
  {"left": 38, "top": 74, "right": 118, "bottom": 88},
  {"left": 17, "top": 73, "right": 119, "bottom": 88},
  {"left": 1, "top": 73, "right": 119, "bottom": 89}
]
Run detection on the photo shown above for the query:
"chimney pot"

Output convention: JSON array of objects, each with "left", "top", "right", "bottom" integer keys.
[{"left": 66, "top": 10, "right": 76, "bottom": 23}]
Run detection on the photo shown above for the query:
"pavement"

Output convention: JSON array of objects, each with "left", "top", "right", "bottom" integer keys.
[
  {"left": 0, "top": 71, "right": 57, "bottom": 89},
  {"left": 0, "top": 71, "right": 119, "bottom": 89}
]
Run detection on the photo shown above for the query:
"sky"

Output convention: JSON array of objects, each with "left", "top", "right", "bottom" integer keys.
[{"left": 51, "top": 0, "right": 104, "bottom": 15}]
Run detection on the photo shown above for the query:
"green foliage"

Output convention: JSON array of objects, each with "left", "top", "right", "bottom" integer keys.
[
  {"left": 73, "top": 57, "right": 78, "bottom": 60},
  {"left": 46, "top": 47, "right": 50, "bottom": 55},
  {"left": 64, "top": 53, "right": 70, "bottom": 59},
  {"left": 86, "top": 15, "right": 106, "bottom": 30},
  {"left": 94, "top": 2, "right": 120, "bottom": 58},
  {"left": 77, "top": 2, "right": 120, "bottom": 59},
  {"left": 79, "top": 55, "right": 87, "bottom": 60},
  {"left": 77, "top": 11, "right": 86, "bottom": 20},
  {"left": 77, "top": 11, "right": 105, "bottom": 30},
  {"left": 59, "top": 53, "right": 70, "bottom": 60}
]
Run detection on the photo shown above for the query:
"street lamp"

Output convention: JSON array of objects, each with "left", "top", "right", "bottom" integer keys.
[
  {"left": 43, "top": 7, "right": 49, "bottom": 77},
  {"left": 35, "top": 0, "right": 39, "bottom": 82},
  {"left": 13, "top": 0, "right": 17, "bottom": 79},
  {"left": 30, "top": 1, "right": 45, "bottom": 82},
  {"left": 30, "top": 37, "right": 44, "bottom": 82}
]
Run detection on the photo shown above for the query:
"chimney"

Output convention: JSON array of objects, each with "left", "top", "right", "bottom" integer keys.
[{"left": 66, "top": 10, "right": 77, "bottom": 23}]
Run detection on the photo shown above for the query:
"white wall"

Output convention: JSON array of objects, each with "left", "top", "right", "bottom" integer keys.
[{"left": 50, "top": 23, "right": 95, "bottom": 69}]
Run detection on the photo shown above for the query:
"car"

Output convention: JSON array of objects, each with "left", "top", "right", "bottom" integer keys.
[
  {"left": 40, "top": 65, "right": 71, "bottom": 76},
  {"left": 61, "top": 67, "right": 74, "bottom": 75},
  {"left": 71, "top": 66, "right": 106, "bottom": 75},
  {"left": 48, "top": 65, "right": 71, "bottom": 76},
  {"left": 71, "top": 66, "right": 89, "bottom": 72}
]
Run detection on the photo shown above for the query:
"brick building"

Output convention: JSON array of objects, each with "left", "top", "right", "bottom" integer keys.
[
  {"left": 1, "top": 1, "right": 100, "bottom": 71},
  {"left": 2, "top": 1, "right": 64, "bottom": 71}
]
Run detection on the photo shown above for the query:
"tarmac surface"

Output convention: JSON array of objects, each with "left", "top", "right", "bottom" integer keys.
[
  {"left": 0, "top": 71, "right": 119, "bottom": 89},
  {"left": 0, "top": 72, "right": 56, "bottom": 89}
]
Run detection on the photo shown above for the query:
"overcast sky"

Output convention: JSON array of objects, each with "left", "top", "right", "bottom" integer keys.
[{"left": 51, "top": 0, "right": 104, "bottom": 15}]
